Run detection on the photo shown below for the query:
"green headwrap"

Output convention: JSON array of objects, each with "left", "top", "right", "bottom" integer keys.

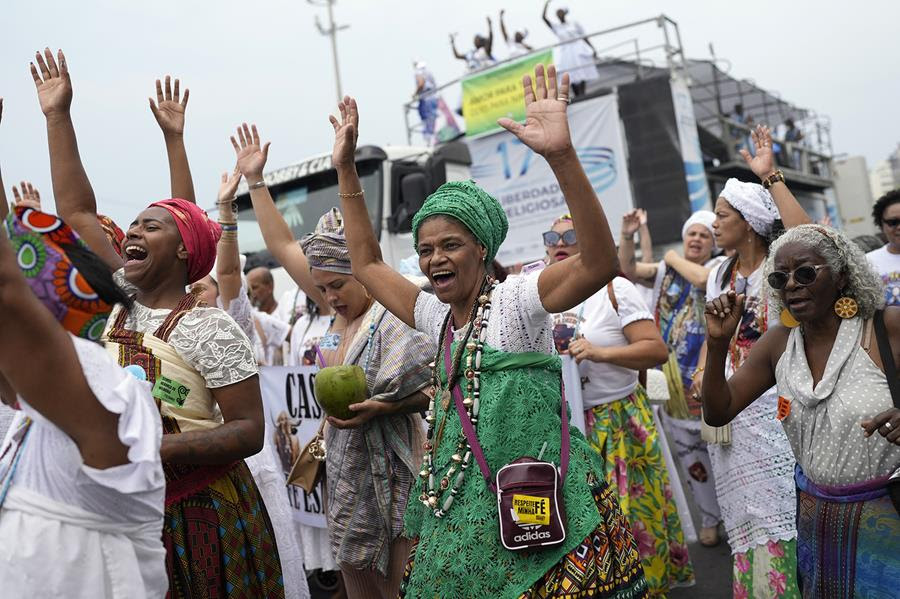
[{"left": 411, "top": 180, "right": 509, "bottom": 263}]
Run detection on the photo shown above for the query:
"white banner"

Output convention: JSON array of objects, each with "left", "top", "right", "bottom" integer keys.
[
  {"left": 467, "top": 94, "right": 633, "bottom": 266},
  {"left": 670, "top": 75, "right": 712, "bottom": 213},
  {"left": 259, "top": 366, "right": 328, "bottom": 529}
]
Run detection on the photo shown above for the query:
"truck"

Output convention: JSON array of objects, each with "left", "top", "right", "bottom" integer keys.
[{"left": 231, "top": 142, "right": 472, "bottom": 296}]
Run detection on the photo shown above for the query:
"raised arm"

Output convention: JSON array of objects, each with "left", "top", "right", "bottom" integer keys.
[
  {"left": 31, "top": 48, "right": 123, "bottom": 270},
  {"left": 149, "top": 76, "right": 195, "bottom": 203},
  {"left": 498, "top": 65, "right": 618, "bottom": 312},
  {"left": 332, "top": 97, "right": 421, "bottom": 328},
  {"left": 637, "top": 209, "right": 653, "bottom": 261},
  {"left": 0, "top": 232, "right": 128, "bottom": 469},
  {"left": 215, "top": 168, "right": 243, "bottom": 309},
  {"left": 499, "top": 9, "right": 511, "bottom": 44},
  {"left": 542, "top": 1, "right": 554, "bottom": 29},
  {"left": 484, "top": 16, "right": 494, "bottom": 58},
  {"left": 450, "top": 34, "right": 465, "bottom": 61},
  {"left": 231, "top": 123, "right": 325, "bottom": 309},
  {"left": 700, "top": 290, "right": 782, "bottom": 425},
  {"left": 741, "top": 124, "right": 811, "bottom": 228},
  {"left": 663, "top": 250, "right": 712, "bottom": 289}
]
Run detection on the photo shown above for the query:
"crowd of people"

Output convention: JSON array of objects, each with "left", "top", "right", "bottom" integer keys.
[{"left": 0, "top": 44, "right": 898, "bottom": 599}]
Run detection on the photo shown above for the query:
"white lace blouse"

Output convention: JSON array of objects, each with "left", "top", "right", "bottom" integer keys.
[{"left": 114, "top": 270, "right": 257, "bottom": 387}]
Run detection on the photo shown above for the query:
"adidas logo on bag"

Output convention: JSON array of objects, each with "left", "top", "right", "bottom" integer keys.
[{"left": 513, "top": 530, "right": 552, "bottom": 542}]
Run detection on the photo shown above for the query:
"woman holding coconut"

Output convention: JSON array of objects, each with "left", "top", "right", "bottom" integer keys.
[
  {"left": 334, "top": 64, "right": 647, "bottom": 598},
  {"left": 232, "top": 127, "right": 434, "bottom": 598}
]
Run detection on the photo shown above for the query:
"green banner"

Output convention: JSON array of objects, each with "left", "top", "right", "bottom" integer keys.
[{"left": 462, "top": 50, "right": 554, "bottom": 138}]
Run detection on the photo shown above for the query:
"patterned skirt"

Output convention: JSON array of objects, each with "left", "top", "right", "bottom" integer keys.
[
  {"left": 795, "top": 466, "right": 900, "bottom": 598},
  {"left": 162, "top": 419, "right": 285, "bottom": 598},
  {"left": 401, "top": 483, "right": 648, "bottom": 598},
  {"left": 585, "top": 386, "right": 694, "bottom": 596},
  {"left": 731, "top": 539, "right": 799, "bottom": 599}
]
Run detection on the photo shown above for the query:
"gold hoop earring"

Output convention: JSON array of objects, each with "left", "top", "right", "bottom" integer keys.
[{"left": 834, "top": 296, "right": 858, "bottom": 319}]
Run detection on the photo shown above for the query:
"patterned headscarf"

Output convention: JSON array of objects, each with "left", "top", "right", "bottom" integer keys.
[
  {"left": 719, "top": 178, "right": 779, "bottom": 237},
  {"left": 97, "top": 213, "right": 126, "bottom": 257},
  {"left": 148, "top": 198, "right": 222, "bottom": 284},
  {"left": 300, "top": 208, "right": 352, "bottom": 274},
  {"left": 553, "top": 213, "right": 572, "bottom": 226},
  {"left": 4, "top": 207, "right": 113, "bottom": 342},
  {"left": 412, "top": 180, "right": 508, "bottom": 263}
]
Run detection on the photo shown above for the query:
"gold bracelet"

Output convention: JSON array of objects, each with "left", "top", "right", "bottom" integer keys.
[
  {"left": 338, "top": 190, "right": 364, "bottom": 198},
  {"left": 762, "top": 170, "right": 785, "bottom": 189},
  {"left": 692, "top": 366, "right": 705, "bottom": 378}
]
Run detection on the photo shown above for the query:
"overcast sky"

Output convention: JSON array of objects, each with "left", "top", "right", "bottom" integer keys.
[{"left": 1, "top": 0, "right": 897, "bottom": 227}]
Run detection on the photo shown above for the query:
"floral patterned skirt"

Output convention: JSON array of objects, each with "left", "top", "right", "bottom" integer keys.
[
  {"left": 585, "top": 386, "right": 694, "bottom": 596},
  {"left": 732, "top": 540, "right": 799, "bottom": 599}
]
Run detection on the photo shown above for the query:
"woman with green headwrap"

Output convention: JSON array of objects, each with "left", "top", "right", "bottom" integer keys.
[{"left": 333, "top": 64, "right": 648, "bottom": 598}]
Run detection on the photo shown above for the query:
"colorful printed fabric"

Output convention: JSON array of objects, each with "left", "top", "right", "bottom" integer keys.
[
  {"left": 585, "top": 386, "right": 694, "bottom": 595},
  {"left": 163, "top": 416, "right": 285, "bottom": 599},
  {"left": 656, "top": 267, "right": 707, "bottom": 417},
  {"left": 97, "top": 213, "right": 125, "bottom": 257},
  {"left": 732, "top": 539, "right": 800, "bottom": 599},
  {"left": 400, "top": 483, "right": 649, "bottom": 599},
  {"left": 795, "top": 467, "right": 900, "bottom": 598},
  {"left": 4, "top": 207, "right": 112, "bottom": 341}
]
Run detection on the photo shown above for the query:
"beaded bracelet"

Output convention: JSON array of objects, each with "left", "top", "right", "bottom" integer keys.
[{"left": 338, "top": 190, "right": 364, "bottom": 198}]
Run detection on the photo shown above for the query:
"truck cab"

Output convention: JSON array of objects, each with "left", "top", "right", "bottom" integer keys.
[{"left": 231, "top": 142, "right": 471, "bottom": 292}]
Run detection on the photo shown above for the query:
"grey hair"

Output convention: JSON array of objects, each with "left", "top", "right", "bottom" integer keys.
[{"left": 764, "top": 224, "right": 884, "bottom": 319}]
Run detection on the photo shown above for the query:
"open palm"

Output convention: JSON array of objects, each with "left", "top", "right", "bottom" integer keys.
[
  {"left": 330, "top": 96, "right": 359, "bottom": 170},
  {"left": 30, "top": 48, "right": 72, "bottom": 116},
  {"left": 740, "top": 124, "right": 776, "bottom": 179},
  {"left": 231, "top": 123, "right": 270, "bottom": 180},
  {"left": 498, "top": 64, "right": 573, "bottom": 159},
  {"left": 150, "top": 76, "right": 189, "bottom": 136}
]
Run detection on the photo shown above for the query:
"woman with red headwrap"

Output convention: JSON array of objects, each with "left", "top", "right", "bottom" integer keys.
[{"left": 29, "top": 48, "right": 284, "bottom": 597}]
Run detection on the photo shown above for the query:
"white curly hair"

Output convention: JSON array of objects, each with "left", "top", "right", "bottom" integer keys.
[{"left": 764, "top": 224, "right": 885, "bottom": 319}]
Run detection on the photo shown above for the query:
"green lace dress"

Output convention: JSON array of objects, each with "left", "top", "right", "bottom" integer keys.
[{"left": 401, "top": 275, "right": 648, "bottom": 598}]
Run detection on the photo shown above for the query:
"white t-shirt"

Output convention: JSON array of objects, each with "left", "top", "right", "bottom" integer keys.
[
  {"left": 0, "top": 335, "right": 166, "bottom": 598},
  {"left": 287, "top": 313, "right": 333, "bottom": 367},
  {"left": 274, "top": 287, "right": 307, "bottom": 325},
  {"left": 866, "top": 245, "right": 900, "bottom": 306},
  {"left": 253, "top": 309, "right": 292, "bottom": 366},
  {"left": 553, "top": 278, "right": 654, "bottom": 406}
]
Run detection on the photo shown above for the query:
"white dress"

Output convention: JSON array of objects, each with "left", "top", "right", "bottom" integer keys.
[
  {"left": 0, "top": 335, "right": 167, "bottom": 598},
  {"left": 551, "top": 21, "right": 598, "bottom": 84},
  {"left": 217, "top": 284, "right": 312, "bottom": 599},
  {"left": 705, "top": 263, "right": 797, "bottom": 554},
  {"left": 286, "top": 312, "right": 340, "bottom": 573}
]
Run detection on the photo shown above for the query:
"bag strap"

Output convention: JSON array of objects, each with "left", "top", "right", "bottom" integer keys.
[
  {"left": 444, "top": 319, "right": 570, "bottom": 494},
  {"left": 874, "top": 310, "right": 900, "bottom": 410}
]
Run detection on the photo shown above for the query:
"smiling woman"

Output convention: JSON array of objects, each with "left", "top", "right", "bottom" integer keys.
[
  {"left": 335, "top": 64, "right": 650, "bottom": 598},
  {"left": 29, "top": 48, "right": 284, "bottom": 597},
  {"left": 701, "top": 224, "right": 900, "bottom": 595}
]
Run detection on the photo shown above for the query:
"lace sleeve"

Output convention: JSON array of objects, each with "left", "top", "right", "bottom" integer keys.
[
  {"left": 168, "top": 308, "right": 259, "bottom": 388},
  {"left": 414, "top": 290, "right": 449, "bottom": 341},
  {"left": 113, "top": 268, "right": 138, "bottom": 296},
  {"left": 488, "top": 272, "right": 554, "bottom": 353}
]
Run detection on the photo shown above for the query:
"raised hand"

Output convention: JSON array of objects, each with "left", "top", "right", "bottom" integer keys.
[
  {"left": 740, "top": 124, "right": 777, "bottom": 180},
  {"left": 30, "top": 48, "right": 72, "bottom": 116},
  {"left": 621, "top": 210, "right": 641, "bottom": 236},
  {"left": 705, "top": 291, "right": 744, "bottom": 343},
  {"left": 498, "top": 64, "right": 573, "bottom": 160},
  {"left": 12, "top": 181, "right": 41, "bottom": 210},
  {"left": 218, "top": 168, "right": 242, "bottom": 206},
  {"left": 230, "top": 123, "right": 270, "bottom": 181},
  {"left": 637, "top": 208, "right": 648, "bottom": 227},
  {"left": 149, "top": 76, "right": 189, "bottom": 137},
  {"left": 329, "top": 96, "right": 359, "bottom": 171}
]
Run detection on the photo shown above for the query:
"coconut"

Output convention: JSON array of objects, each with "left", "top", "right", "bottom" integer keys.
[{"left": 314, "top": 365, "right": 367, "bottom": 420}]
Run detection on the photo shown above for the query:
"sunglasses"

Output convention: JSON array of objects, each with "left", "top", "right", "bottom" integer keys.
[
  {"left": 883, "top": 218, "right": 900, "bottom": 228},
  {"left": 543, "top": 230, "right": 577, "bottom": 246},
  {"left": 767, "top": 264, "right": 827, "bottom": 290}
]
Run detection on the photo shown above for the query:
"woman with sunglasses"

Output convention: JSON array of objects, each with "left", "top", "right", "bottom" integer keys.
[
  {"left": 702, "top": 224, "right": 900, "bottom": 596},
  {"left": 867, "top": 189, "right": 900, "bottom": 306},
  {"left": 546, "top": 214, "right": 695, "bottom": 596},
  {"left": 694, "top": 125, "right": 813, "bottom": 598}
]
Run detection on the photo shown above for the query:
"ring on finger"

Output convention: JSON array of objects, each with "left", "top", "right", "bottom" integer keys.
[{"left": 887, "top": 421, "right": 894, "bottom": 430}]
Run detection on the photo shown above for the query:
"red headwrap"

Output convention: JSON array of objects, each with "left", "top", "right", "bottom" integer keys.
[{"left": 148, "top": 198, "right": 222, "bottom": 284}]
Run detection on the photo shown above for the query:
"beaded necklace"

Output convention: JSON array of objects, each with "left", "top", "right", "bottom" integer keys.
[
  {"left": 420, "top": 277, "right": 496, "bottom": 518},
  {"left": 728, "top": 259, "right": 767, "bottom": 369}
]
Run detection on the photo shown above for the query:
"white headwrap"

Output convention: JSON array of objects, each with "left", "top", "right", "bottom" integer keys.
[
  {"left": 681, "top": 210, "right": 716, "bottom": 239},
  {"left": 719, "top": 178, "right": 780, "bottom": 237}
]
